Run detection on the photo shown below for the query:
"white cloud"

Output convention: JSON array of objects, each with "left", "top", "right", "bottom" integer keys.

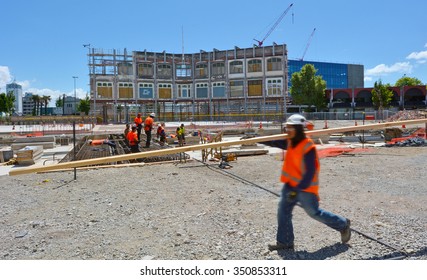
[
  {"left": 406, "top": 50, "right": 427, "bottom": 63},
  {"left": 365, "top": 62, "right": 412, "bottom": 76},
  {"left": 0, "top": 66, "right": 12, "bottom": 90},
  {"left": 364, "top": 76, "right": 373, "bottom": 82}
]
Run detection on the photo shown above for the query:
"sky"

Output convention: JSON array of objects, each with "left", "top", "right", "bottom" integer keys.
[{"left": 1, "top": 0, "right": 426, "bottom": 106}]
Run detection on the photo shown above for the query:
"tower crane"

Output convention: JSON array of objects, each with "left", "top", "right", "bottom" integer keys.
[
  {"left": 300, "top": 27, "right": 316, "bottom": 61},
  {"left": 254, "top": 3, "right": 294, "bottom": 47}
]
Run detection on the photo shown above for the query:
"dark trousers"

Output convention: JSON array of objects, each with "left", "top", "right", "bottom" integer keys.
[
  {"left": 145, "top": 130, "right": 152, "bottom": 148},
  {"left": 137, "top": 127, "right": 142, "bottom": 141}
]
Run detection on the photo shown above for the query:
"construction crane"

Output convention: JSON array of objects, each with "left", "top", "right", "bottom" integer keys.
[
  {"left": 300, "top": 28, "right": 316, "bottom": 61},
  {"left": 254, "top": 3, "right": 294, "bottom": 47}
]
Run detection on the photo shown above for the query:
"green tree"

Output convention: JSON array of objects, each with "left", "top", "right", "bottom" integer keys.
[
  {"left": 55, "top": 96, "right": 63, "bottom": 107},
  {"left": 31, "top": 94, "right": 40, "bottom": 116},
  {"left": 395, "top": 76, "right": 422, "bottom": 87},
  {"left": 0, "top": 92, "right": 16, "bottom": 115},
  {"left": 371, "top": 80, "right": 393, "bottom": 120},
  {"left": 289, "top": 64, "right": 327, "bottom": 111},
  {"left": 41, "top": 95, "right": 51, "bottom": 115},
  {"left": 77, "top": 95, "right": 91, "bottom": 115}
]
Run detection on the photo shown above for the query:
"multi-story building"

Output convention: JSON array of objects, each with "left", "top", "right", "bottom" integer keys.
[
  {"left": 87, "top": 44, "right": 365, "bottom": 121},
  {"left": 22, "top": 92, "right": 35, "bottom": 116},
  {"left": 6, "top": 82, "right": 23, "bottom": 115}
]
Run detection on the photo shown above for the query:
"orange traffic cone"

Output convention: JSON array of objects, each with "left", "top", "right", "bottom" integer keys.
[
  {"left": 402, "top": 124, "right": 406, "bottom": 128},
  {"left": 259, "top": 122, "right": 263, "bottom": 129}
]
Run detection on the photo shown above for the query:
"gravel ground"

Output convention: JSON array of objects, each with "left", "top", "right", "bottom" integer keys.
[{"left": 0, "top": 146, "right": 426, "bottom": 260}]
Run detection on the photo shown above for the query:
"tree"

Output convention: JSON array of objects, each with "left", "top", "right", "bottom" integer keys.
[
  {"left": 395, "top": 76, "right": 422, "bottom": 87},
  {"left": 41, "top": 95, "right": 51, "bottom": 115},
  {"left": 371, "top": 80, "right": 393, "bottom": 120},
  {"left": 31, "top": 94, "right": 40, "bottom": 116},
  {"left": 289, "top": 64, "right": 327, "bottom": 111},
  {"left": 56, "top": 96, "right": 63, "bottom": 107},
  {"left": 0, "top": 92, "right": 16, "bottom": 116},
  {"left": 77, "top": 95, "right": 91, "bottom": 115}
]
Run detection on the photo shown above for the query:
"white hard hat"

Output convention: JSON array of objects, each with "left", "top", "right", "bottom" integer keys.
[
  {"left": 285, "top": 114, "right": 307, "bottom": 125},
  {"left": 150, "top": 112, "right": 155, "bottom": 117}
]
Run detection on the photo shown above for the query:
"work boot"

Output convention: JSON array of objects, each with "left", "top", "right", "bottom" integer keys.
[
  {"left": 341, "top": 219, "right": 351, "bottom": 243},
  {"left": 268, "top": 242, "right": 294, "bottom": 251}
]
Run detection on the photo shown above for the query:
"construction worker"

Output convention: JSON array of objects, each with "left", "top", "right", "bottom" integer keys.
[
  {"left": 127, "top": 124, "right": 140, "bottom": 153},
  {"left": 134, "top": 113, "right": 143, "bottom": 141},
  {"left": 176, "top": 123, "right": 185, "bottom": 146},
  {"left": 144, "top": 112, "right": 155, "bottom": 148},
  {"left": 261, "top": 114, "right": 351, "bottom": 251},
  {"left": 88, "top": 138, "right": 116, "bottom": 148},
  {"left": 158, "top": 123, "right": 166, "bottom": 146}
]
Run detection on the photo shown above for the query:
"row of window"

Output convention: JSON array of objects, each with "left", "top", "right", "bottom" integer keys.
[
  {"left": 118, "top": 57, "right": 283, "bottom": 78},
  {"left": 96, "top": 79, "right": 283, "bottom": 99}
]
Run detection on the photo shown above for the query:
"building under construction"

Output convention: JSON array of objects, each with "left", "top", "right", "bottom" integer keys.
[{"left": 87, "top": 44, "right": 365, "bottom": 123}]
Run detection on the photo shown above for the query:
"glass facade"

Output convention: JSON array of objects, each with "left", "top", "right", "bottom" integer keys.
[{"left": 288, "top": 60, "right": 349, "bottom": 89}]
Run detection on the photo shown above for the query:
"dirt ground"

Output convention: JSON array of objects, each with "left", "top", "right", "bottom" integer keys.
[{"left": 0, "top": 145, "right": 426, "bottom": 260}]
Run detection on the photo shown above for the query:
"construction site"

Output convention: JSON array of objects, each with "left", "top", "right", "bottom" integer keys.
[{"left": 0, "top": 109, "right": 426, "bottom": 260}]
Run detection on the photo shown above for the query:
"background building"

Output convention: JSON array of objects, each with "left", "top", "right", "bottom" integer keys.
[
  {"left": 6, "top": 82, "right": 23, "bottom": 115},
  {"left": 87, "top": 44, "right": 365, "bottom": 122}
]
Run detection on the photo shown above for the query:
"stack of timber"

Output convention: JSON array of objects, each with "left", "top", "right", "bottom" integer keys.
[
  {"left": 16, "top": 146, "right": 43, "bottom": 165},
  {"left": 11, "top": 136, "right": 56, "bottom": 152}
]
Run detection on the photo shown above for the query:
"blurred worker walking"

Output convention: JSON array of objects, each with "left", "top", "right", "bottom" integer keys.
[
  {"left": 262, "top": 114, "right": 351, "bottom": 251},
  {"left": 176, "top": 123, "right": 185, "bottom": 146}
]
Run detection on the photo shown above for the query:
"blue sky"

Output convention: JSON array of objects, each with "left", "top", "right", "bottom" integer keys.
[{"left": 1, "top": 0, "right": 426, "bottom": 106}]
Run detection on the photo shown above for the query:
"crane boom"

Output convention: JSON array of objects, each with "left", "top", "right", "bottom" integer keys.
[
  {"left": 300, "top": 28, "right": 316, "bottom": 61},
  {"left": 254, "top": 3, "right": 293, "bottom": 47}
]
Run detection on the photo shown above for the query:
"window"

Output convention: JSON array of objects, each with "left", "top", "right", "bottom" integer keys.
[
  {"left": 212, "top": 62, "right": 225, "bottom": 75},
  {"left": 266, "top": 78, "right": 282, "bottom": 96},
  {"left": 158, "top": 83, "right": 172, "bottom": 99},
  {"left": 248, "top": 59, "right": 262, "bottom": 72},
  {"left": 248, "top": 80, "right": 262, "bottom": 97},
  {"left": 139, "top": 83, "right": 154, "bottom": 99},
  {"left": 267, "top": 57, "right": 282, "bottom": 71},
  {"left": 230, "top": 80, "right": 244, "bottom": 97},
  {"left": 96, "top": 82, "right": 113, "bottom": 98},
  {"left": 138, "top": 63, "right": 153, "bottom": 77},
  {"left": 195, "top": 63, "right": 208, "bottom": 78},
  {"left": 176, "top": 64, "right": 192, "bottom": 77},
  {"left": 229, "top": 61, "right": 243, "bottom": 74},
  {"left": 118, "top": 82, "right": 133, "bottom": 99},
  {"left": 157, "top": 64, "right": 172, "bottom": 78},
  {"left": 196, "top": 83, "right": 208, "bottom": 98},
  {"left": 212, "top": 82, "right": 226, "bottom": 98},
  {"left": 178, "top": 84, "right": 192, "bottom": 98}
]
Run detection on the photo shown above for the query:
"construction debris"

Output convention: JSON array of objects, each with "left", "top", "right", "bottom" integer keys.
[{"left": 16, "top": 146, "right": 43, "bottom": 165}]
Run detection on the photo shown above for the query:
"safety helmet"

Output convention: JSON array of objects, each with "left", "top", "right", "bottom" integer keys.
[
  {"left": 285, "top": 114, "right": 307, "bottom": 126},
  {"left": 150, "top": 113, "right": 155, "bottom": 117},
  {"left": 131, "top": 124, "right": 137, "bottom": 129}
]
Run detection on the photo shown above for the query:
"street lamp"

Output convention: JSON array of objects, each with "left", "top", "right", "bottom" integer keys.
[{"left": 72, "top": 76, "right": 78, "bottom": 115}]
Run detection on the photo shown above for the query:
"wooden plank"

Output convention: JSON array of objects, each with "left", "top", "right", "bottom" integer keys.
[{"left": 8, "top": 118, "right": 427, "bottom": 176}]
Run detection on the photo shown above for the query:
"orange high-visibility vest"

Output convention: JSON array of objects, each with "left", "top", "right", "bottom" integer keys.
[
  {"left": 144, "top": 117, "right": 154, "bottom": 131},
  {"left": 90, "top": 139, "right": 104, "bottom": 146},
  {"left": 127, "top": 131, "right": 138, "bottom": 146},
  {"left": 134, "top": 116, "right": 143, "bottom": 126},
  {"left": 281, "top": 138, "right": 320, "bottom": 197}
]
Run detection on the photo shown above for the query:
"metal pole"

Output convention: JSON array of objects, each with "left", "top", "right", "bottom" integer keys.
[
  {"left": 72, "top": 76, "right": 78, "bottom": 115},
  {"left": 73, "top": 121, "right": 77, "bottom": 180}
]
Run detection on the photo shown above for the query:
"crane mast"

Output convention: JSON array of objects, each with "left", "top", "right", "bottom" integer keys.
[
  {"left": 300, "top": 28, "right": 316, "bottom": 61},
  {"left": 254, "top": 3, "right": 294, "bottom": 47}
]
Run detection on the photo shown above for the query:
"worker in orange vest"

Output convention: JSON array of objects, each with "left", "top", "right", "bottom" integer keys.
[
  {"left": 134, "top": 113, "right": 143, "bottom": 141},
  {"left": 88, "top": 138, "right": 116, "bottom": 148},
  {"left": 144, "top": 113, "right": 155, "bottom": 148},
  {"left": 127, "top": 124, "right": 140, "bottom": 153},
  {"left": 261, "top": 114, "right": 351, "bottom": 251}
]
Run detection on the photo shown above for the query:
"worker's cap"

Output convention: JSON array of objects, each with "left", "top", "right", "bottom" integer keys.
[
  {"left": 150, "top": 113, "right": 155, "bottom": 117},
  {"left": 285, "top": 114, "right": 307, "bottom": 126},
  {"left": 131, "top": 124, "right": 137, "bottom": 129},
  {"left": 88, "top": 139, "right": 93, "bottom": 143}
]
